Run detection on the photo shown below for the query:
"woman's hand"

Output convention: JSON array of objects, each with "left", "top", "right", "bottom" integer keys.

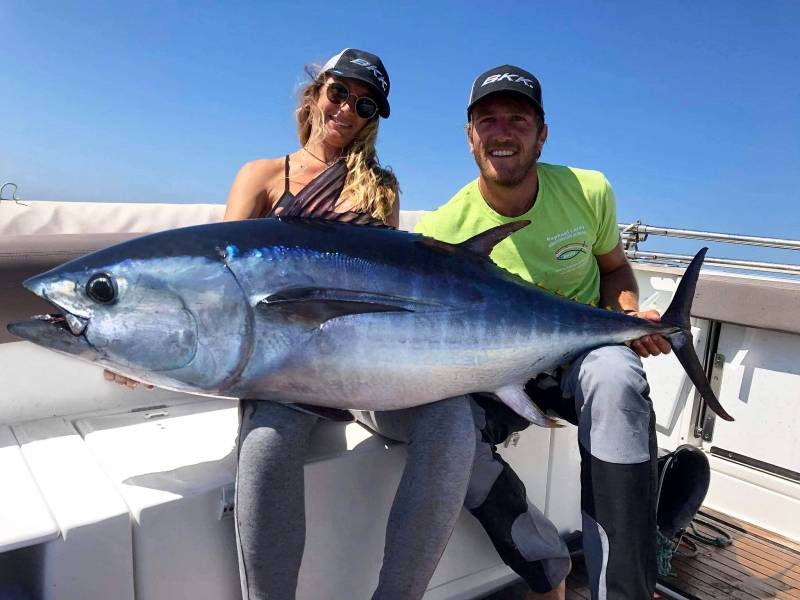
[{"left": 103, "top": 369, "right": 154, "bottom": 390}]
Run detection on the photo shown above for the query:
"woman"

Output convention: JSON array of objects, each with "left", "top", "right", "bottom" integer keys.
[
  {"left": 223, "top": 48, "right": 398, "bottom": 227},
  {"left": 228, "top": 48, "right": 479, "bottom": 600},
  {"left": 108, "top": 49, "right": 477, "bottom": 600}
]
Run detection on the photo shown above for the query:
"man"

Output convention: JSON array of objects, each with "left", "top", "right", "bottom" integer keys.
[{"left": 415, "top": 65, "right": 671, "bottom": 599}]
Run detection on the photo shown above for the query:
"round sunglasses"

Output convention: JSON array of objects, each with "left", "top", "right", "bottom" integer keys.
[{"left": 325, "top": 81, "right": 379, "bottom": 120}]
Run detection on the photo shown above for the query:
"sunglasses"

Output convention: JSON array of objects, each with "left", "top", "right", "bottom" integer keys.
[{"left": 325, "top": 81, "right": 379, "bottom": 120}]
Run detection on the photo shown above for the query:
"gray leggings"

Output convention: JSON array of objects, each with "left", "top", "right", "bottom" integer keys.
[{"left": 235, "top": 397, "right": 476, "bottom": 600}]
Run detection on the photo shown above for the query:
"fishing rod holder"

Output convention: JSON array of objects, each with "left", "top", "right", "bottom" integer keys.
[
  {"left": 618, "top": 221, "right": 800, "bottom": 276},
  {"left": 620, "top": 220, "right": 648, "bottom": 251}
]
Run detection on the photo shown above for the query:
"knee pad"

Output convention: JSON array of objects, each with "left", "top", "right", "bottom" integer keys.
[
  {"left": 470, "top": 457, "right": 568, "bottom": 593},
  {"left": 576, "top": 346, "right": 650, "bottom": 401},
  {"left": 577, "top": 380, "right": 655, "bottom": 465}
]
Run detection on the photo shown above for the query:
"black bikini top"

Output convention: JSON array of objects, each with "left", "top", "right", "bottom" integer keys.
[{"left": 264, "top": 156, "right": 390, "bottom": 228}]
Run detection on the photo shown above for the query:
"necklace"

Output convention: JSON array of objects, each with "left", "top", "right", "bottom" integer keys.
[{"left": 302, "top": 146, "right": 340, "bottom": 166}]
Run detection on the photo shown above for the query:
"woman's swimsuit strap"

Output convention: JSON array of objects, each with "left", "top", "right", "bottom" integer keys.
[{"left": 266, "top": 155, "right": 295, "bottom": 217}]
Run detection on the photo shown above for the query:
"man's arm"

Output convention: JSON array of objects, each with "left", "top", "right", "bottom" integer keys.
[{"left": 596, "top": 241, "right": 672, "bottom": 358}]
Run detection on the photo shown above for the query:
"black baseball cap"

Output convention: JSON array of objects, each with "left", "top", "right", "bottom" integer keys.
[
  {"left": 321, "top": 48, "right": 391, "bottom": 118},
  {"left": 468, "top": 65, "right": 544, "bottom": 119}
]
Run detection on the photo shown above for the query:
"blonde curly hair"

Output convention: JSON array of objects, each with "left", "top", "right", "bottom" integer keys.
[{"left": 296, "top": 66, "right": 399, "bottom": 223}]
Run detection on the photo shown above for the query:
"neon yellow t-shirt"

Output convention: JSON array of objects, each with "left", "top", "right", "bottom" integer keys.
[{"left": 414, "top": 163, "right": 620, "bottom": 306}]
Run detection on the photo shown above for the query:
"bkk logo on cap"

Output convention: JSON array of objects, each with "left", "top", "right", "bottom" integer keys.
[
  {"left": 350, "top": 58, "right": 388, "bottom": 91},
  {"left": 482, "top": 73, "right": 536, "bottom": 90}
]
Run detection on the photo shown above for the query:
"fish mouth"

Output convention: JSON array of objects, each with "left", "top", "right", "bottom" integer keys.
[
  {"left": 7, "top": 284, "right": 95, "bottom": 356},
  {"left": 7, "top": 313, "right": 95, "bottom": 358},
  {"left": 27, "top": 312, "right": 88, "bottom": 336},
  {"left": 15, "top": 276, "right": 90, "bottom": 337},
  {"left": 30, "top": 286, "right": 89, "bottom": 337}
]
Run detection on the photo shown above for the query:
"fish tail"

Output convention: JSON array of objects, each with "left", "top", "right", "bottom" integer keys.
[{"left": 660, "top": 248, "right": 734, "bottom": 421}]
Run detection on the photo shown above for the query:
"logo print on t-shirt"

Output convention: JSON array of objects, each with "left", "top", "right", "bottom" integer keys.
[{"left": 554, "top": 241, "right": 588, "bottom": 261}]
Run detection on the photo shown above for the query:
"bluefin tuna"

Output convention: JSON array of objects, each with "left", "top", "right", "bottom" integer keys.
[{"left": 7, "top": 163, "right": 733, "bottom": 427}]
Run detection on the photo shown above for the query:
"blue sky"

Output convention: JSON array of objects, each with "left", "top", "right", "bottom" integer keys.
[{"left": 2, "top": 1, "right": 798, "bottom": 263}]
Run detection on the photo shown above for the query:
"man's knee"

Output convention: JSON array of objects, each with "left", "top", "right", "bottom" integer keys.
[
  {"left": 469, "top": 460, "right": 569, "bottom": 593},
  {"left": 570, "top": 346, "right": 654, "bottom": 464},
  {"left": 574, "top": 346, "right": 649, "bottom": 399}
]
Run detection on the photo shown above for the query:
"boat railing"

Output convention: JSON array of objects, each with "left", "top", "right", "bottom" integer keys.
[{"left": 619, "top": 221, "right": 800, "bottom": 276}]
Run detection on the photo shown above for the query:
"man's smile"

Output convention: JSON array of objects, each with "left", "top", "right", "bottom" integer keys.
[{"left": 489, "top": 149, "right": 516, "bottom": 157}]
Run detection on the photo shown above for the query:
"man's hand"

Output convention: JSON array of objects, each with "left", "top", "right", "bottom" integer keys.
[
  {"left": 103, "top": 369, "right": 154, "bottom": 390},
  {"left": 627, "top": 309, "right": 672, "bottom": 358}
]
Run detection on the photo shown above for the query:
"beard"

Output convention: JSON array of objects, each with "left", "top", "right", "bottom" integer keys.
[{"left": 473, "top": 146, "right": 539, "bottom": 188}]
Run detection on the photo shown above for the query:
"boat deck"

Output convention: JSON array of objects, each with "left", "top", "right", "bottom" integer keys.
[{"left": 484, "top": 507, "right": 800, "bottom": 599}]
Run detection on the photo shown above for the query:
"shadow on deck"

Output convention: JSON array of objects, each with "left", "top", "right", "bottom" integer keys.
[{"left": 482, "top": 507, "right": 800, "bottom": 599}]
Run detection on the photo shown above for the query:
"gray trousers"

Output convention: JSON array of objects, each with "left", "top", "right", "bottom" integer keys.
[
  {"left": 235, "top": 396, "right": 477, "bottom": 600},
  {"left": 467, "top": 345, "right": 657, "bottom": 598}
]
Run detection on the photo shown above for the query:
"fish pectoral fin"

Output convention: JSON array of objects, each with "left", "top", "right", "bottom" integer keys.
[
  {"left": 261, "top": 287, "right": 433, "bottom": 312},
  {"left": 493, "top": 384, "right": 563, "bottom": 429},
  {"left": 257, "top": 293, "right": 410, "bottom": 327}
]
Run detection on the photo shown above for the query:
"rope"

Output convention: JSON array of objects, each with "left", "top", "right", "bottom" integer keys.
[
  {"left": 657, "top": 517, "right": 732, "bottom": 577},
  {"left": 657, "top": 529, "right": 677, "bottom": 577},
  {"left": 684, "top": 519, "right": 732, "bottom": 547}
]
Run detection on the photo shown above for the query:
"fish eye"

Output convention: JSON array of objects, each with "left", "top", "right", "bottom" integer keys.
[{"left": 86, "top": 273, "right": 117, "bottom": 304}]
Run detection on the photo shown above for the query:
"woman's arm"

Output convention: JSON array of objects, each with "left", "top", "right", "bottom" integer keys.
[
  {"left": 223, "top": 159, "right": 282, "bottom": 222},
  {"left": 387, "top": 199, "right": 400, "bottom": 228}
]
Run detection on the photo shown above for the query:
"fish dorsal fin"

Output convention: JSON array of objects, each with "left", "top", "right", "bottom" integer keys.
[
  {"left": 275, "top": 159, "right": 393, "bottom": 229},
  {"left": 418, "top": 220, "right": 531, "bottom": 258},
  {"left": 460, "top": 221, "right": 531, "bottom": 257}
]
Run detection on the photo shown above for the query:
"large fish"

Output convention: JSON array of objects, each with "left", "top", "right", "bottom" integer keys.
[{"left": 7, "top": 163, "right": 733, "bottom": 427}]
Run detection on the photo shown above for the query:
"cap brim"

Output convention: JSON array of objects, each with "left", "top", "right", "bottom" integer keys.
[
  {"left": 467, "top": 89, "right": 543, "bottom": 118},
  {"left": 327, "top": 68, "right": 390, "bottom": 118}
]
